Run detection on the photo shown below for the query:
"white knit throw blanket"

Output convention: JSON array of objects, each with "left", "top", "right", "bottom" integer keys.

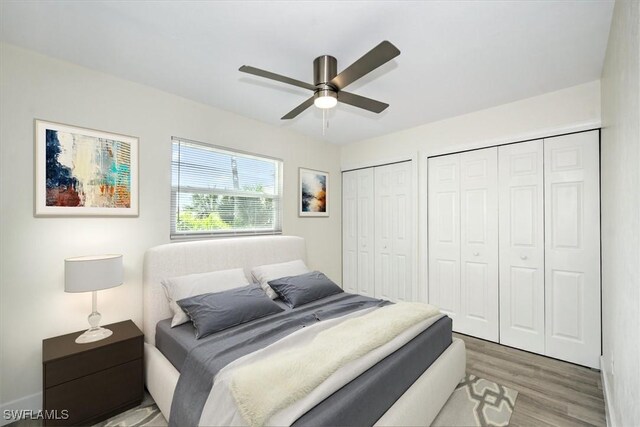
[{"left": 230, "top": 302, "right": 440, "bottom": 427}]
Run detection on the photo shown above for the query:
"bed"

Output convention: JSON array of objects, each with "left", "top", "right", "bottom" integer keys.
[{"left": 143, "top": 235, "right": 465, "bottom": 426}]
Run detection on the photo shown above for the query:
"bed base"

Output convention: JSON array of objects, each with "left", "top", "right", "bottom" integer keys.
[{"left": 144, "top": 337, "right": 465, "bottom": 426}]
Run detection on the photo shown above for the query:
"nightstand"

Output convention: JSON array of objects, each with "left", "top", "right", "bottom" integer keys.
[{"left": 42, "top": 320, "right": 144, "bottom": 426}]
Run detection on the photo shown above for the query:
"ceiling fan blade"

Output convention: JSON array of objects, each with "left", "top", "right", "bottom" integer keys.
[
  {"left": 239, "top": 65, "right": 316, "bottom": 91},
  {"left": 330, "top": 41, "right": 400, "bottom": 90},
  {"left": 338, "top": 91, "right": 389, "bottom": 113},
  {"left": 281, "top": 96, "right": 315, "bottom": 120}
]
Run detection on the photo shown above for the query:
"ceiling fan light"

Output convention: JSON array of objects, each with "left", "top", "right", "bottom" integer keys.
[{"left": 314, "top": 90, "right": 338, "bottom": 109}]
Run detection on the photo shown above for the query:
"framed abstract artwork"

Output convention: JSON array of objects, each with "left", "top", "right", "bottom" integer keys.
[
  {"left": 35, "top": 120, "right": 139, "bottom": 216},
  {"left": 299, "top": 168, "right": 329, "bottom": 217}
]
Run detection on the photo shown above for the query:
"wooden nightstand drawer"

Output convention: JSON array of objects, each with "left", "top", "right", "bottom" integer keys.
[
  {"left": 44, "top": 337, "right": 142, "bottom": 387},
  {"left": 43, "top": 320, "right": 144, "bottom": 426},
  {"left": 45, "top": 358, "right": 143, "bottom": 426}
]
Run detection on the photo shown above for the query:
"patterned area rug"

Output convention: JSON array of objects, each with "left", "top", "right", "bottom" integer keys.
[
  {"left": 94, "top": 394, "right": 166, "bottom": 427},
  {"left": 96, "top": 374, "right": 516, "bottom": 427},
  {"left": 432, "top": 374, "right": 518, "bottom": 427}
]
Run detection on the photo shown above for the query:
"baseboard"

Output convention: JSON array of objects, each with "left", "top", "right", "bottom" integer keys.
[
  {"left": 601, "top": 355, "right": 616, "bottom": 427},
  {"left": 0, "top": 392, "right": 42, "bottom": 427}
]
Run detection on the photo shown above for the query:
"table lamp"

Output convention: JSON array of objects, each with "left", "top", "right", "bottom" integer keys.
[{"left": 65, "top": 254, "right": 123, "bottom": 344}]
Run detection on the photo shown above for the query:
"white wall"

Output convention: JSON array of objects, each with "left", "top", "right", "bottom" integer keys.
[
  {"left": 341, "top": 80, "right": 601, "bottom": 168},
  {"left": 0, "top": 43, "right": 342, "bottom": 410},
  {"left": 600, "top": 2, "right": 640, "bottom": 426}
]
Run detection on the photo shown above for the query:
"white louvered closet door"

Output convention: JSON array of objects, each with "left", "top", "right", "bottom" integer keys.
[
  {"left": 342, "top": 170, "right": 358, "bottom": 294},
  {"left": 544, "top": 131, "right": 601, "bottom": 368},
  {"left": 458, "top": 148, "right": 499, "bottom": 342},
  {"left": 375, "top": 162, "right": 413, "bottom": 301},
  {"left": 428, "top": 155, "right": 461, "bottom": 322},
  {"left": 498, "top": 140, "right": 545, "bottom": 353}
]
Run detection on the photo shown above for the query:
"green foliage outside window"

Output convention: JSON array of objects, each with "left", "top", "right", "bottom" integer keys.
[{"left": 176, "top": 185, "right": 275, "bottom": 232}]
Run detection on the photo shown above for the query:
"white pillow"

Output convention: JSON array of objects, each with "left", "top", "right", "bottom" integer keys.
[
  {"left": 161, "top": 268, "right": 249, "bottom": 327},
  {"left": 251, "top": 259, "right": 310, "bottom": 299}
]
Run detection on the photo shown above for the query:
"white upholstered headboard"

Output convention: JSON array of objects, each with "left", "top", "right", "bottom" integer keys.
[{"left": 143, "top": 235, "right": 306, "bottom": 345}]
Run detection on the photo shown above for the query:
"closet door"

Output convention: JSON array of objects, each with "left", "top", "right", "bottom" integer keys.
[
  {"left": 375, "top": 162, "right": 413, "bottom": 301},
  {"left": 498, "top": 140, "right": 545, "bottom": 353},
  {"left": 342, "top": 170, "right": 358, "bottom": 294},
  {"left": 544, "top": 131, "right": 601, "bottom": 368},
  {"left": 458, "top": 148, "right": 499, "bottom": 341},
  {"left": 342, "top": 168, "right": 375, "bottom": 297},
  {"left": 357, "top": 168, "right": 375, "bottom": 297},
  {"left": 428, "top": 155, "right": 461, "bottom": 322}
]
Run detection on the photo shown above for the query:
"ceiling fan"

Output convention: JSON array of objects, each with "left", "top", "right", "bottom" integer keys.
[{"left": 239, "top": 41, "right": 401, "bottom": 120}]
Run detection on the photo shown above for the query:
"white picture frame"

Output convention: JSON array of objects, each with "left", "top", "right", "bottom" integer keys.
[
  {"left": 299, "top": 167, "right": 329, "bottom": 217},
  {"left": 34, "top": 120, "right": 139, "bottom": 216}
]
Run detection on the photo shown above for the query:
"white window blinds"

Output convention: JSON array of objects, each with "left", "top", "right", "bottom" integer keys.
[{"left": 171, "top": 137, "right": 283, "bottom": 238}]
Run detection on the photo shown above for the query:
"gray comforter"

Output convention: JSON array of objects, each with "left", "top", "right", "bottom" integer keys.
[{"left": 169, "top": 293, "right": 389, "bottom": 427}]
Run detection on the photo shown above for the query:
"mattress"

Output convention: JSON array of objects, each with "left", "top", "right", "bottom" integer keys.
[
  {"left": 156, "top": 294, "right": 452, "bottom": 426},
  {"left": 156, "top": 319, "right": 198, "bottom": 371},
  {"left": 292, "top": 315, "right": 452, "bottom": 426}
]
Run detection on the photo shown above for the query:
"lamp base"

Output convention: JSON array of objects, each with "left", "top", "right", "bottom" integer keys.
[{"left": 75, "top": 327, "right": 113, "bottom": 344}]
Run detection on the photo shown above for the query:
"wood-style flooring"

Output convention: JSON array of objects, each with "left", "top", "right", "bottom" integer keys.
[
  {"left": 8, "top": 332, "right": 607, "bottom": 427},
  {"left": 455, "top": 333, "right": 606, "bottom": 427}
]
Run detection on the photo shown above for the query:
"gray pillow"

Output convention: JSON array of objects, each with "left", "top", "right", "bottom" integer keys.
[
  {"left": 268, "top": 271, "right": 343, "bottom": 308},
  {"left": 176, "top": 284, "right": 284, "bottom": 339}
]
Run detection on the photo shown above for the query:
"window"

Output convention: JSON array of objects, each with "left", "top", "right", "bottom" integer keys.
[{"left": 171, "top": 137, "right": 283, "bottom": 238}]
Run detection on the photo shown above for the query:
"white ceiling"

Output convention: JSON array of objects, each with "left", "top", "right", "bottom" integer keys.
[{"left": 0, "top": 1, "right": 614, "bottom": 144}]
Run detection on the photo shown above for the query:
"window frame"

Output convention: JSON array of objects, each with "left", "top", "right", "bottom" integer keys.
[{"left": 170, "top": 137, "right": 283, "bottom": 239}]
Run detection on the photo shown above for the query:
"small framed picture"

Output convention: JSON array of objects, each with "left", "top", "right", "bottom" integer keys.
[
  {"left": 299, "top": 168, "right": 329, "bottom": 217},
  {"left": 35, "top": 120, "right": 139, "bottom": 216}
]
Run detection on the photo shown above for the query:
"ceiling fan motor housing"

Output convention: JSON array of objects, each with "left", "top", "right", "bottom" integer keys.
[{"left": 314, "top": 55, "right": 338, "bottom": 89}]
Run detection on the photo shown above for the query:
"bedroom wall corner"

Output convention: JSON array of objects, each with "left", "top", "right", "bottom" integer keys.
[
  {"left": 0, "top": 42, "right": 342, "bottom": 414},
  {"left": 600, "top": 1, "right": 640, "bottom": 426}
]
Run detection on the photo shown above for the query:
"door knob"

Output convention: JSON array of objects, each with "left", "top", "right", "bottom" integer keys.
[
  {"left": 473, "top": 252, "right": 479, "bottom": 256},
  {"left": 521, "top": 255, "right": 528, "bottom": 260}
]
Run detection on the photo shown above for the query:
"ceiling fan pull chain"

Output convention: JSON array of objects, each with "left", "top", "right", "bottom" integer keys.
[{"left": 322, "top": 108, "right": 326, "bottom": 136}]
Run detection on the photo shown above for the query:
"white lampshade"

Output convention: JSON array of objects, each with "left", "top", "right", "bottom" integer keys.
[{"left": 65, "top": 254, "right": 123, "bottom": 293}]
